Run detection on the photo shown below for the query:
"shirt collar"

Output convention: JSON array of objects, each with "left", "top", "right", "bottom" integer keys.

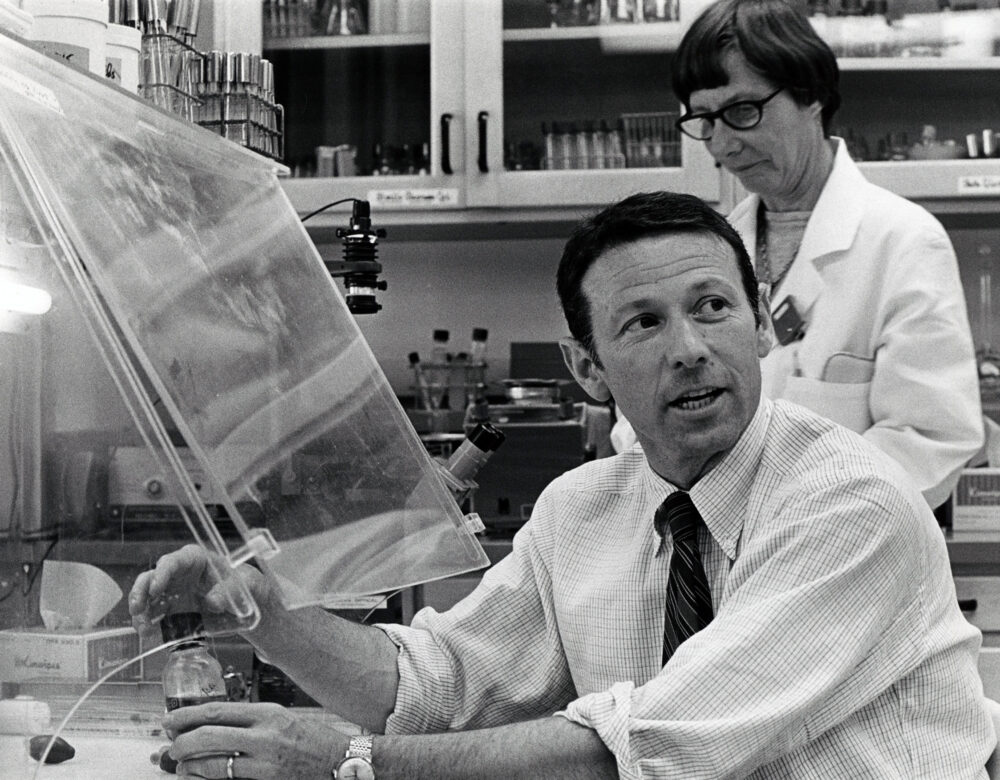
[{"left": 642, "top": 397, "right": 772, "bottom": 560}]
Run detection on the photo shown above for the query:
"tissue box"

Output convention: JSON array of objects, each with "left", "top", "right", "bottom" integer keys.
[
  {"left": 951, "top": 468, "right": 1000, "bottom": 531},
  {"left": 0, "top": 626, "right": 140, "bottom": 683}
]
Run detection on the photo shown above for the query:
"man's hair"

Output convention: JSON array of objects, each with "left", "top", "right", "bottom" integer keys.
[
  {"left": 672, "top": 0, "right": 841, "bottom": 135},
  {"left": 557, "top": 191, "right": 759, "bottom": 363}
]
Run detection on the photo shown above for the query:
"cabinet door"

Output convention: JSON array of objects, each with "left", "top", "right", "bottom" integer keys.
[
  {"left": 265, "top": 1, "right": 468, "bottom": 222},
  {"left": 465, "top": 0, "right": 720, "bottom": 208}
]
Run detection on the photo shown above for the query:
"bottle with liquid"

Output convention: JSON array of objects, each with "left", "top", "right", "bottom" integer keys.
[{"left": 161, "top": 612, "right": 227, "bottom": 712}]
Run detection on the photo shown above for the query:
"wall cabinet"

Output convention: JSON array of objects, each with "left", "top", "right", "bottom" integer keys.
[
  {"left": 262, "top": 1, "right": 1000, "bottom": 228},
  {"left": 265, "top": 0, "right": 722, "bottom": 229}
]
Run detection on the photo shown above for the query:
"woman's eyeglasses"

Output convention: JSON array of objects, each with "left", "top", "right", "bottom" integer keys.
[{"left": 675, "top": 88, "right": 783, "bottom": 141}]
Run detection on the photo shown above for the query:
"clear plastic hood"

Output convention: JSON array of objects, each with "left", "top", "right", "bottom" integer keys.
[{"left": 0, "top": 29, "right": 488, "bottom": 618}]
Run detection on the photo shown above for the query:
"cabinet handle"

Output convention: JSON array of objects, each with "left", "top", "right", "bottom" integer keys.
[
  {"left": 440, "top": 113, "right": 453, "bottom": 175},
  {"left": 959, "top": 598, "right": 978, "bottom": 612},
  {"left": 477, "top": 111, "right": 489, "bottom": 173}
]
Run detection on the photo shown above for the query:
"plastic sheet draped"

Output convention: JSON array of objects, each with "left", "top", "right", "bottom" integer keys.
[{"left": 0, "top": 30, "right": 488, "bottom": 613}]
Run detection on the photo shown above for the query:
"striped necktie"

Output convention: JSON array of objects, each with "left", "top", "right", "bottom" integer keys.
[{"left": 655, "top": 491, "right": 714, "bottom": 665}]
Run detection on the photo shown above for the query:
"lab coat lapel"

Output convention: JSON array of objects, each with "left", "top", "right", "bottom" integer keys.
[{"left": 771, "top": 140, "right": 863, "bottom": 319}]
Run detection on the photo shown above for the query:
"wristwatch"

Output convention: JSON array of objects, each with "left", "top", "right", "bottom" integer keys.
[{"left": 334, "top": 735, "right": 375, "bottom": 780}]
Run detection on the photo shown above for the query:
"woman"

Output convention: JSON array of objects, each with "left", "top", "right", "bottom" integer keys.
[{"left": 611, "top": 0, "right": 982, "bottom": 511}]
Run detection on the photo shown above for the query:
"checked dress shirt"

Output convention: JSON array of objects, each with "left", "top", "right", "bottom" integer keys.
[{"left": 380, "top": 398, "right": 993, "bottom": 778}]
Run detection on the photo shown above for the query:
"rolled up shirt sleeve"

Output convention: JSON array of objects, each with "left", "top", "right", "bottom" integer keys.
[{"left": 377, "top": 515, "right": 577, "bottom": 734}]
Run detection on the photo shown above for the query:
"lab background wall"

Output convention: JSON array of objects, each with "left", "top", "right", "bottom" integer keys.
[
  {"left": 316, "top": 223, "right": 1000, "bottom": 399},
  {"left": 323, "top": 235, "right": 574, "bottom": 396}
]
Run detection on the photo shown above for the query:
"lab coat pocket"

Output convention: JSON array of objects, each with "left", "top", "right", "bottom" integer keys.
[{"left": 783, "top": 376, "right": 873, "bottom": 434}]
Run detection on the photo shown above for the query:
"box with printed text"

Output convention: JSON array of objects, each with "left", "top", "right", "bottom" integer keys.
[
  {"left": 0, "top": 626, "right": 140, "bottom": 683},
  {"left": 951, "top": 468, "right": 1000, "bottom": 532}
]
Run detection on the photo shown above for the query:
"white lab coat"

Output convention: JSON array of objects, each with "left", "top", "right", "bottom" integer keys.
[{"left": 611, "top": 140, "right": 983, "bottom": 508}]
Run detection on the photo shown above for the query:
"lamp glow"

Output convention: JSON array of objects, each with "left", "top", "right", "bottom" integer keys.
[{"left": 0, "top": 281, "right": 52, "bottom": 315}]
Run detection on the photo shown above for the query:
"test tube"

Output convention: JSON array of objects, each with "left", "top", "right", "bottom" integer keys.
[
  {"left": 430, "top": 330, "right": 450, "bottom": 409},
  {"left": 559, "top": 123, "right": 575, "bottom": 170},
  {"left": 574, "top": 122, "right": 591, "bottom": 170},
  {"left": 967, "top": 133, "right": 980, "bottom": 160},
  {"left": 542, "top": 122, "right": 557, "bottom": 171},
  {"left": 450, "top": 352, "right": 470, "bottom": 413}
]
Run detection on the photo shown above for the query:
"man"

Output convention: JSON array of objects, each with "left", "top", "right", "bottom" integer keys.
[{"left": 131, "top": 192, "right": 992, "bottom": 778}]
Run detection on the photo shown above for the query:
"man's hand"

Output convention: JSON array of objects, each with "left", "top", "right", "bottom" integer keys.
[
  {"left": 164, "top": 702, "right": 349, "bottom": 780},
  {"left": 128, "top": 543, "right": 269, "bottom": 637}
]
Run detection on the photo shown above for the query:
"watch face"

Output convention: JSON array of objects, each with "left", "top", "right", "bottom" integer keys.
[{"left": 336, "top": 757, "right": 375, "bottom": 780}]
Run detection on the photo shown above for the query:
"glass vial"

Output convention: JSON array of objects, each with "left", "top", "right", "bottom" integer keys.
[{"left": 161, "top": 612, "right": 227, "bottom": 711}]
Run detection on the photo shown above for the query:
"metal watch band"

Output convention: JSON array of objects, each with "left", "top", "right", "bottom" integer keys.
[
  {"left": 333, "top": 734, "right": 374, "bottom": 779},
  {"left": 349, "top": 735, "right": 373, "bottom": 762}
]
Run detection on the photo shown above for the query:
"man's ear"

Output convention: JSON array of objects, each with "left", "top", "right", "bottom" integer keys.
[
  {"left": 559, "top": 337, "right": 611, "bottom": 403},
  {"left": 756, "top": 284, "right": 776, "bottom": 358}
]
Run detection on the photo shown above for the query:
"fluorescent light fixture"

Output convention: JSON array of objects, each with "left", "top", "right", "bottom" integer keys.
[{"left": 0, "top": 281, "right": 52, "bottom": 315}]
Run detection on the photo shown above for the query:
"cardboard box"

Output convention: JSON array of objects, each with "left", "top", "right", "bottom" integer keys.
[
  {"left": 0, "top": 626, "right": 140, "bottom": 683},
  {"left": 951, "top": 468, "right": 1000, "bottom": 531}
]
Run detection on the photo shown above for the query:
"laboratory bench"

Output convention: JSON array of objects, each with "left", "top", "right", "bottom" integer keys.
[
  {"left": 0, "top": 733, "right": 166, "bottom": 780},
  {"left": 0, "top": 702, "right": 361, "bottom": 780}
]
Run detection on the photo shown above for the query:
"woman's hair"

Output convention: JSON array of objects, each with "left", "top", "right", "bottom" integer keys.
[
  {"left": 557, "top": 191, "right": 759, "bottom": 365},
  {"left": 672, "top": 0, "right": 841, "bottom": 135}
]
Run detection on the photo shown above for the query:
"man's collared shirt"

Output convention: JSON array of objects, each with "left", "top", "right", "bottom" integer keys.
[{"left": 379, "top": 398, "right": 992, "bottom": 778}]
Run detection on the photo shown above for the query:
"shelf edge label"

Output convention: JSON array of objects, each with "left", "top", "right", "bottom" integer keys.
[
  {"left": 367, "top": 188, "right": 460, "bottom": 209},
  {"left": 957, "top": 175, "right": 1000, "bottom": 195}
]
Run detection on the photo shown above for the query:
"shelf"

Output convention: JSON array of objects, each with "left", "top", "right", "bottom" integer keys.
[
  {"left": 262, "top": 24, "right": 688, "bottom": 53},
  {"left": 505, "top": 21, "right": 685, "bottom": 52},
  {"left": 498, "top": 8, "right": 1000, "bottom": 64},
  {"left": 263, "top": 32, "right": 430, "bottom": 50},
  {"left": 946, "top": 530, "right": 1000, "bottom": 576},
  {"left": 858, "top": 158, "right": 1000, "bottom": 201},
  {"left": 840, "top": 56, "right": 1000, "bottom": 71}
]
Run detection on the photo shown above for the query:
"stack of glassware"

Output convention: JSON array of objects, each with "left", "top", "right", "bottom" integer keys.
[
  {"left": 110, "top": 0, "right": 284, "bottom": 160},
  {"left": 193, "top": 51, "right": 284, "bottom": 162}
]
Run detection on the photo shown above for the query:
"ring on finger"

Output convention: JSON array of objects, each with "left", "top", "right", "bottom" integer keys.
[{"left": 227, "top": 752, "right": 240, "bottom": 780}]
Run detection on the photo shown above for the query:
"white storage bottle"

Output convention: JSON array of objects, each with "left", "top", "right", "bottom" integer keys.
[
  {"left": 160, "top": 612, "right": 227, "bottom": 712},
  {"left": 105, "top": 22, "right": 142, "bottom": 92},
  {"left": 23, "top": 0, "right": 108, "bottom": 78}
]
